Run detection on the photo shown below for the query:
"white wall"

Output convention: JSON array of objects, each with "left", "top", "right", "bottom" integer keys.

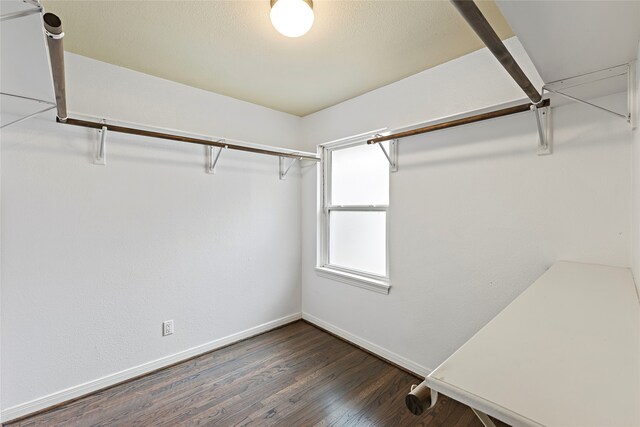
[
  {"left": 300, "top": 40, "right": 633, "bottom": 375},
  {"left": 1, "top": 53, "right": 303, "bottom": 417}
]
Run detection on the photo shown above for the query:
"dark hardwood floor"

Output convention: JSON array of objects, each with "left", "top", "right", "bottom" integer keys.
[{"left": 4, "top": 321, "right": 503, "bottom": 426}]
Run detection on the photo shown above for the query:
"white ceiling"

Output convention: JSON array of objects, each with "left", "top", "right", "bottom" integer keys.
[{"left": 40, "top": 0, "right": 514, "bottom": 117}]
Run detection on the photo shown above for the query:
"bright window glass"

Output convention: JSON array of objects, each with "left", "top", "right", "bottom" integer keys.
[
  {"left": 329, "top": 211, "right": 386, "bottom": 276},
  {"left": 331, "top": 142, "right": 389, "bottom": 206}
]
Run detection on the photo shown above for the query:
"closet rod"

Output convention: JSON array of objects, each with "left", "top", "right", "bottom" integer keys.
[
  {"left": 43, "top": 12, "right": 67, "bottom": 121},
  {"left": 367, "top": 99, "right": 549, "bottom": 144},
  {"left": 59, "top": 117, "right": 319, "bottom": 161},
  {"left": 450, "top": 0, "right": 542, "bottom": 105},
  {"left": 42, "top": 13, "right": 319, "bottom": 163}
]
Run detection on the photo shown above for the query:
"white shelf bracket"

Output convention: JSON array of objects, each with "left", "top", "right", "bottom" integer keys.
[
  {"left": 0, "top": 105, "right": 55, "bottom": 129},
  {"left": 531, "top": 104, "right": 552, "bottom": 155},
  {"left": 0, "top": 92, "right": 56, "bottom": 129},
  {"left": 471, "top": 408, "right": 498, "bottom": 427},
  {"left": 542, "top": 63, "right": 635, "bottom": 127},
  {"left": 0, "top": 0, "right": 42, "bottom": 22},
  {"left": 279, "top": 156, "right": 300, "bottom": 180},
  {"left": 377, "top": 138, "right": 399, "bottom": 172},
  {"left": 207, "top": 142, "right": 226, "bottom": 174},
  {"left": 94, "top": 124, "right": 107, "bottom": 165}
]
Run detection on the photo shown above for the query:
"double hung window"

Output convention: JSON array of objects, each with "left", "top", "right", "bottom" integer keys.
[{"left": 318, "top": 137, "right": 390, "bottom": 293}]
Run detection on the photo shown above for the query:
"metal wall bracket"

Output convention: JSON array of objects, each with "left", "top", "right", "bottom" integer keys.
[
  {"left": 378, "top": 138, "right": 399, "bottom": 172},
  {"left": 0, "top": 0, "right": 42, "bottom": 22},
  {"left": 94, "top": 125, "right": 107, "bottom": 165},
  {"left": 207, "top": 142, "right": 226, "bottom": 174},
  {"left": 279, "top": 156, "right": 300, "bottom": 180},
  {"left": 471, "top": 408, "right": 498, "bottom": 427},
  {"left": 542, "top": 63, "right": 635, "bottom": 127},
  {"left": 0, "top": 92, "right": 56, "bottom": 129},
  {"left": 0, "top": 105, "right": 55, "bottom": 129},
  {"left": 531, "top": 104, "right": 552, "bottom": 155}
]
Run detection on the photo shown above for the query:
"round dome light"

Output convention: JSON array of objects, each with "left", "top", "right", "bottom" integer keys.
[{"left": 270, "top": 0, "right": 314, "bottom": 38}]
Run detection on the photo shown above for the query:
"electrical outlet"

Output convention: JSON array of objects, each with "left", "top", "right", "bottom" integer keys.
[{"left": 162, "top": 320, "right": 174, "bottom": 336}]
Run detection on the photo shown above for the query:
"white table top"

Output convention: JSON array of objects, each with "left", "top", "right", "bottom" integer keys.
[{"left": 426, "top": 261, "right": 640, "bottom": 427}]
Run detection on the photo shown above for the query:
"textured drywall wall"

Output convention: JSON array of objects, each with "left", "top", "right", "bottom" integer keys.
[
  {"left": 1, "top": 53, "right": 303, "bottom": 413},
  {"left": 300, "top": 40, "right": 632, "bottom": 374}
]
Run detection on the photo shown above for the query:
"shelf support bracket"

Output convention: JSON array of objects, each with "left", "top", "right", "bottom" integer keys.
[
  {"left": 377, "top": 137, "right": 399, "bottom": 172},
  {"left": 542, "top": 62, "right": 635, "bottom": 127},
  {"left": 279, "top": 156, "right": 300, "bottom": 180},
  {"left": 531, "top": 104, "right": 552, "bottom": 155},
  {"left": 0, "top": 0, "right": 42, "bottom": 22},
  {"left": 544, "top": 87, "right": 627, "bottom": 120},
  {"left": 471, "top": 408, "right": 497, "bottom": 427},
  {"left": 95, "top": 124, "right": 107, "bottom": 165},
  {"left": 0, "top": 105, "right": 55, "bottom": 129},
  {"left": 1, "top": 92, "right": 56, "bottom": 129},
  {"left": 207, "top": 142, "right": 226, "bottom": 174}
]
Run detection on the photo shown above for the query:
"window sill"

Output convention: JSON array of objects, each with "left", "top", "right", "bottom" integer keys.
[{"left": 315, "top": 267, "right": 390, "bottom": 295}]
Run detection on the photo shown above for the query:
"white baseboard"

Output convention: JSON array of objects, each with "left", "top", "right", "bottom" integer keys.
[
  {"left": 302, "top": 312, "right": 431, "bottom": 378},
  {"left": 1, "top": 312, "right": 302, "bottom": 423}
]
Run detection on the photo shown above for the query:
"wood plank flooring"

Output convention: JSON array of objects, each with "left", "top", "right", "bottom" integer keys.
[{"left": 4, "top": 321, "right": 505, "bottom": 427}]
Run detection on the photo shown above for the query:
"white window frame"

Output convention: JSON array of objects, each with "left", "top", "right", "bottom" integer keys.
[{"left": 316, "top": 130, "right": 391, "bottom": 294}]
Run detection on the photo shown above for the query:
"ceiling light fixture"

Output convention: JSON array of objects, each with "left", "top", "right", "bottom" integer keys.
[{"left": 270, "top": 0, "right": 314, "bottom": 38}]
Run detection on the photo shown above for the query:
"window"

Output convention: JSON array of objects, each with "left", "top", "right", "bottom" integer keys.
[{"left": 317, "top": 135, "right": 391, "bottom": 294}]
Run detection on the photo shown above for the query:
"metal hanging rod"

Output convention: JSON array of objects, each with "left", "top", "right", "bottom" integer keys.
[
  {"left": 43, "top": 12, "right": 67, "bottom": 121},
  {"left": 370, "top": 59, "right": 633, "bottom": 146},
  {"left": 0, "top": 0, "right": 42, "bottom": 22},
  {"left": 367, "top": 99, "right": 550, "bottom": 145},
  {"left": 41, "top": 12, "right": 319, "bottom": 163},
  {"left": 368, "top": 1, "right": 551, "bottom": 151},
  {"left": 450, "top": 0, "right": 543, "bottom": 105},
  {"left": 60, "top": 117, "right": 318, "bottom": 161}
]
